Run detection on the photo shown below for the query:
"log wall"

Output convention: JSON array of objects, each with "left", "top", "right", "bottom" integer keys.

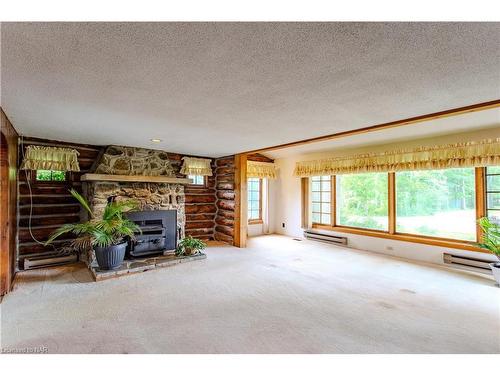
[
  {"left": 1, "top": 109, "right": 18, "bottom": 295},
  {"left": 17, "top": 138, "right": 217, "bottom": 269},
  {"left": 214, "top": 156, "right": 236, "bottom": 244},
  {"left": 17, "top": 137, "right": 104, "bottom": 268}
]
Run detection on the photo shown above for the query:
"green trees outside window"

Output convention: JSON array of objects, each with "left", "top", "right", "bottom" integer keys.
[
  {"left": 396, "top": 168, "right": 476, "bottom": 241},
  {"left": 336, "top": 172, "right": 388, "bottom": 231},
  {"left": 36, "top": 170, "right": 66, "bottom": 181}
]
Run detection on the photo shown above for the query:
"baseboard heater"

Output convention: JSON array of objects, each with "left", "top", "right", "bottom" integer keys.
[
  {"left": 303, "top": 229, "right": 348, "bottom": 246},
  {"left": 23, "top": 253, "right": 79, "bottom": 270},
  {"left": 443, "top": 253, "right": 493, "bottom": 275}
]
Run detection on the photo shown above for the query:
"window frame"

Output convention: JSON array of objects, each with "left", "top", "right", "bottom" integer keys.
[
  {"left": 187, "top": 175, "right": 207, "bottom": 188},
  {"left": 310, "top": 175, "right": 334, "bottom": 225},
  {"left": 485, "top": 166, "right": 500, "bottom": 222},
  {"left": 247, "top": 177, "right": 263, "bottom": 224},
  {"left": 309, "top": 167, "right": 489, "bottom": 253},
  {"left": 33, "top": 169, "right": 68, "bottom": 184}
]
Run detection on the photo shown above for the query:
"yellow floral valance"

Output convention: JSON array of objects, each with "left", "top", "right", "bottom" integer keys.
[
  {"left": 21, "top": 146, "right": 80, "bottom": 172},
  {"left": 247, "top": 161, "right": 278, "bottom": 179},
  {"left": 294, "top": 138, "right": 500, "bottom": 177},
  {"left": 180, "top": 157, "right": 213, "bottom": 176}
]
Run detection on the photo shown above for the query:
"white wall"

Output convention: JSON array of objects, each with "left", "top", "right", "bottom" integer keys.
[{"left": 270, "top": 128, "right": 500, "bottom": 266}]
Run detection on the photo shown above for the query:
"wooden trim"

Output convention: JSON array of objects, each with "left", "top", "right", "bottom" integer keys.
[
  {"left": 247, "top": 177, "right": 263, "bottom": 223},
  {"left": 81, "top": 173, "right": 192, "bottom": 184},
  {"left": 331, "top": 175, "right": 336, "bottom": 226},
  {"left": 248, "top": 219, "right": 264, "bottom": 225},
  {"left": 312, "top": 224, "right": 489, "bottom": 254},
  {"left": 475, "top": 167, "right": 486, "bottom": 242},
  {"left": 244, "top": 100, "right": 500, "bottom": 155},
  {"left": 234, "top": 154, "right": 248, "bottom": 248},
  {"left": 388, "top": 172, "right": 396, "bottom": 234},
  {"left": 301, "top": 177, "right": 309, "bottom": 228}
]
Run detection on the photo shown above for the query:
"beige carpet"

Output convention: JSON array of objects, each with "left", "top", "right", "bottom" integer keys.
[{"left": 1, "top": 235, "right": 499, "bottom": 354}]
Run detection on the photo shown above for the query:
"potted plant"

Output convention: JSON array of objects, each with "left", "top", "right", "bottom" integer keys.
[
  {"left": 46, "top": 189, "right": 141, "bottom": 270},
  {"left": 477, "top": 217, "right": 500, "bottom": 286},
  {"left": 176, "top": 236, "right": 206, "bottom": 256}
]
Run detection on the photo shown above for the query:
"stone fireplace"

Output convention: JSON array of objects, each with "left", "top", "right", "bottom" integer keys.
[
  {"left": 81, "top": 146, "right": 196, "bottom": 268},
  {"left": 85, "top": 181, "right": 186, "bottom": 240}
]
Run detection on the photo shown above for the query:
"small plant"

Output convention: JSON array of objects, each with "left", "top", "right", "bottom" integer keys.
[
  {"left": 477, "top": 217, "right": 500, "bottom": 261},
  {"left": 46, "top": 189, "right": 141, "bottom": 252},
  {"left": 176, "top": 236, "right": 206, "bottom": 256}
]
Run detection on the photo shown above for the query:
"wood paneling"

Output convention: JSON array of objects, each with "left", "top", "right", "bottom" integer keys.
[
  {"left": 17, "top": 138, "right": 219, "bottom": 265},
  {"left": 1, "top": 109, "right": 18, "bottom": 296},
  {"left": 233, "top": 154, "right": 248, "bottom": 248},
  {"left": 183, "top": 163, "right": 217, "bottom": 241},
  {"left": 301, "top": 177, "right": 309, "bottom": 229},
  {"left": 17, "top": 137, "right": 103, "bottom": 267},
  {"left": 214, "top": 156, "right": 236, "bottom": 244}
]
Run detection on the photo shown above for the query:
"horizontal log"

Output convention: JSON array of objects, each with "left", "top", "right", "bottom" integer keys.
[
  {"left": 185, "top": 204, "right": 217, "bottom": 214},
  {"left": 185, "top": 213, "right": 216, "bottom": 221},
  {"left": 216, "top": 166, "right": 235, "bottom": 176},
  {"left": 216, "top": 182, "right": 234, "bottom": 191},
  {"left": 21, "top": 137, "right": 102, "bottom": 153},
  {"left": 215, "top": 217, "right": 234, "bottom": 227},
  {"left": 217, "top": 191, "right": 235, "bottom": 200},
  {"left": 214, "top": 232, "right": 233, "bottom": 243},
  {"left": 185, "top": 221, "right": 215, "bottom": 230},
  {"left": 247, "top": 153, "right": 274, "bottom": 163},
  {"left": 216, "top": 156, "right": 235, "bottom": 167},
  {"left": 216, "top": 175, "right": 234, "bottom": 184},
  {"left": 215, "top": 225, "right": 234, "bottom": 237},
  {"left": 19, "top": 195, "right": 77, "bottom": 206},
  {"left": 184, "top": 195, "right": 216, "bottom": 203},
  {"left": 191, "top": 235, "right": 215, "bottom": 241},
  {"left": 216, "top": 199, "right": 235, "bottom": 211},
  {"left": 184, "top": 188, "right": 216, "bottom": 195},
  {"left": 19, "top": 204, "right": 80, "bottom": 216},
  {"left": 185, "top": 228, "right": 214, "bottom": 236},
  {"left": 216, "top": 209, "right": 235, "bottom": 219},
  {"left": 19, "top": 214, "right": 80, "bottom": 228},
  {"left": 18, "top": 241, "right": 70, "bottom": 256},
  {"left": 19, "top": 227, "right": 75, "bottom": 242},
  {"left": 19, "top": 184, "right": 81, "bottom": 195}
]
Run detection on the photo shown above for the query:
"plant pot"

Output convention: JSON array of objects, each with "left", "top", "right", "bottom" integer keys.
[
  {"left": 184, "top": 247, "right": 201, "bottom": 256},
  {"left": 94, "top": 242, "right": 127, "bottom": 270},
  {"left": 490, "top": 262, "right": 500, "bottom": 286}
]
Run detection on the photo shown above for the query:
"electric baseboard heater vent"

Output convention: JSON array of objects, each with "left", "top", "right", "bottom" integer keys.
[
  {"left": 23, "top": 253, "right": 79, "bottom": 270},
  {"left": 443, "top": 253, "right": 493, "bottom": 274},
  {"left": 303, "top": 230, "right": 348, "bottom": 246}
]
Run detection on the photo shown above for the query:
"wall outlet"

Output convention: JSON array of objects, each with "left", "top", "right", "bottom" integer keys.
[{"left": 282, "top": 222, "right": 285, "bottom": 228}]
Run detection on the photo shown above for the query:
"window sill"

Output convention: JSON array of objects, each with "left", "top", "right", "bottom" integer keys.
[
  {"left": 311, "top": 224, "right": 488, "bottom": 254},
  {"left": 248, "top": 220, "right": 263, "bottom": 225}
]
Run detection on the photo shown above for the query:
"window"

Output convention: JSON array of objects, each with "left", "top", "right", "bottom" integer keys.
[
  {"left": 248, "top": 178, "right": 262, "bottom": 222},
  {"left": 486, "top": 166, "right": 500, "bottom": 224},
  {"left": 396, "top": 168, "right": 476, "bottom": 241},
  {"left": 188, "top": 175, "right": 205, "bottom": 186},
  {"left": 336, "top": 172, "right": 388, "bottom": 231},
  {"left": 311, "top": 176, "right": 331, "bottom": 225},
  {"left": 35, "top": 170, "right": 66, "bottom": 182}
]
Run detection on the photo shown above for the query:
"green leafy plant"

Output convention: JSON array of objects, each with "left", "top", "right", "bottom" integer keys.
[
  {"left": 46, "top": 189, "right": 141, "bottom": 251},
  {"left": 176, "top": 236, "right": 206, "bottom": 256},
  {"left": 477, "top": 217, "right": 500, "bottom": 261}
]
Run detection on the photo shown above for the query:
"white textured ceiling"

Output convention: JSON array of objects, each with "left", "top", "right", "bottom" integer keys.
[
  {"left": 262, "top": 107, "right": 500, "bottom": 159},
  {"left": 1, "top": 22, "right": 500, "bottom": 157}
]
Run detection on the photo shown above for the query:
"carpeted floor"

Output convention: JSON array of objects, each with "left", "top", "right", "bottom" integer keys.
[{"left": 1, "top": 235, "right": 499, "bottom": 354}]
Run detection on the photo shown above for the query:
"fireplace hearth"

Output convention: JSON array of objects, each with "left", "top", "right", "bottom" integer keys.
[{"left": 126, "top": 209, "right": 178, "bottom": 257}]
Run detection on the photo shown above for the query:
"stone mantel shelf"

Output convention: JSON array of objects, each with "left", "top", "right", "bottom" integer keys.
[{"left": 81, "top": 173, "right": 192, "bottom": 184}]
